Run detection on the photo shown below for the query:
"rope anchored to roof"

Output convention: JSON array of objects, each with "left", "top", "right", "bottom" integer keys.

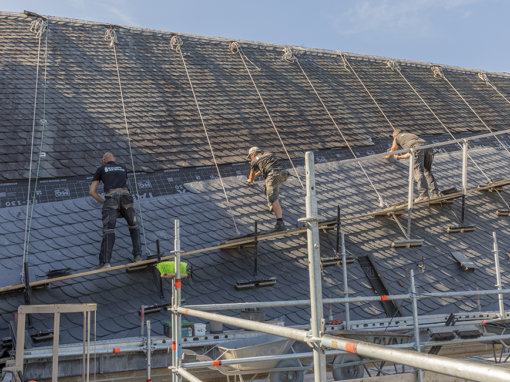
[
  {"left": 22, "top": 17, "right": 50, "bottom": 284},
  {"left": 104, "top": 26, "right": 150, "bottom": 256},
  {"left": 386, "top": 61, "right": 510, "bottom": 210},
  {"left": 477, "top": 71, "right": 510, "bottom": 107},
  {"left": 340, "top": 53, "right": 398, "bottom": 134},
  {"left": 230, "top": 41, "right": 305, "bottom": 190},
  {"left": 281, "top": 47, "right": 296, "bottom": 63},
  {"left": 29, "top": 18, "right": 47, "bottom": 39},
  {"left": 170, "top": 36, "right": 240, "bottom": 234},
  {"left": 286, "top": 48, "right": 386, "bottom": 208},
  {"left": 431, "top": 66, "right": 510, "bottom": 161},
  {"left": 104, "top": 27, "right": 118, "bottom": 47}
]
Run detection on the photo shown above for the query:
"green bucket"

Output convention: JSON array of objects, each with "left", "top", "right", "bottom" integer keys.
[{"left": 156, "top": 261, "right": 187, "bottom": 275}]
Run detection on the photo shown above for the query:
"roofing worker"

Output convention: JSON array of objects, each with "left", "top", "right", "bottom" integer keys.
[
  {"left": 89, "top": 152, "right": 142, "bottom": 269},
  {"left": 246, "top": 147, "right": 289, "bottom": 231},
  {"left": 388, "top": 130, "right": 441, "bottom": 203}
]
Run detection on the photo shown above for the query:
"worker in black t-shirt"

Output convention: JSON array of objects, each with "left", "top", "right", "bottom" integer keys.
[
  {"left": 387, "top": 130, "right": 441, "bottom": 203},
  {"left": 89, "top": 152, "right": 142, "bottom": 269},
  {"left": 246, "top": 146, "right": 289, "bottom": 231}
]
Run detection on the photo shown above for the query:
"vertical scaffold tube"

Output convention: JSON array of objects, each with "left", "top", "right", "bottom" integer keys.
[{"left": 304, "top": 151, "right": 327, "bottom": 381}]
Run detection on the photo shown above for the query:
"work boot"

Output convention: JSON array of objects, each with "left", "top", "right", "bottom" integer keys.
[
  {"left": 430, "top": 191, "right": 442, "bottom": 199},
  {"left": 274, "top": 220, "right": 285, "bottom": 231},
  {"left": 414, "top": 195, "right": 429, "bottom": 204},
  {"left": 95, "top": 262, "right": 111, "bottom": 270},
  {"left": 133, "top": 255, "right": 142, "bottom": 263}
]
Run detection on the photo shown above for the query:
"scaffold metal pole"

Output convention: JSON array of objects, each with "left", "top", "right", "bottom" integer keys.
[{"left": 303, "top": 151, "right": 327, "bottom": 381}]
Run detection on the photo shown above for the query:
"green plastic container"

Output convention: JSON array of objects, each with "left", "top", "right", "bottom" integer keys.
[{"left": 156, "top": 261, "right": 187, "bottom": 275}]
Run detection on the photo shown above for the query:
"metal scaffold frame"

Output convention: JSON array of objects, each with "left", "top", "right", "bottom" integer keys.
[{"left": 166, "top": 150, "right": 510, "bottom": 382}]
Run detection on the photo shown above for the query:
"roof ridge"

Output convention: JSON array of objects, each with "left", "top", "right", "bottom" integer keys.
[{"left": 1, "top": 10, "right": 508, "bottom": 78}]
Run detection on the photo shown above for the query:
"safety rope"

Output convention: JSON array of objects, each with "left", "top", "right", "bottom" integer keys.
[
  {"left": 170, "top": 35, "right": 240, "bottom": 234},
  {"left": 340, "top": 52, "right": 398, "bottom": 133},
  {"left": 433, "top": 65, "right": 510, "bottom": 159},
  {"left": 286, "top": 48, "right": 385, "bottom": 207},
  {"left": 21, "top": 17, "right": 48, "bottom": 283},
  {"left": 229, "top": 41, "right": 305, "bottom": 190},
  {"left": 387, "top": 61, "right": 509, "bottom": 209},
  {"left": 104, "top": 27, "right": 150, "bottom": 255},
  {"left": 478, "top": 72, "right": 510, "bottom": 107}
]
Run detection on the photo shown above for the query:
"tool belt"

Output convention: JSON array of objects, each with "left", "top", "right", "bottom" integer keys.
[{"left": 105, "top": 188, "right": 130, "bottom": 197}]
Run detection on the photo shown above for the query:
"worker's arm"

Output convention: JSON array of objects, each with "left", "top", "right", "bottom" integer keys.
[
  {"left": 89, "top": 180, "right": 104, "bottom": 204},
  {"left": 246, "top": 169, "right": 262, "bottom": 184},
  {"left": 394, "top": 152, "right": 411, "bottom": 160}
]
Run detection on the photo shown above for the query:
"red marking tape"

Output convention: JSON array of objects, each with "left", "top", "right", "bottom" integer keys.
[
  {"left": 175, "top": 279, "right": 182, "bottom": 289},
  {"left": 113, "top": 348, "right": 120, "bottom": 354},
  {"left": 482, "top": 320, "right": 487, "bottom": 324},
  {"left": 380, "top": 295, "right": 388, "bottom": 301},
  {"left": 172, "top": 342, "right": 176, "bottom": 351},
  {"left": 184, "top": 309, "right": 189, "bottom": 315},
  {"left": 345, "top": 342, "right": 357, "bottom": 354},
  {"left": 213, "top": 360, "right": 222, "bottom": 367}
]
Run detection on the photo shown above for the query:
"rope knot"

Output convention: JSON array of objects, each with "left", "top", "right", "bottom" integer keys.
[
  {"left": 29, "top": 18, "right": 48, "bottom": 39},
  {"left": 170, "top": 35, "right": 183, "bottom": 52},
  {"left": 431, "top": 65, "right": 445, "bottom": 80},
  {"left": 104, "top": 27, "right": 118, "bottom": 47},
  {"left": 386, "top": 60, "right": 400, "bottom": 72},
  {"left": 337, "top": 52, "right": 350, "bottom": 72},
  {"left": 281, "top": 47, "right": 296, "bottom": 62},
  {"left": 229, "top": 41, "right": 240, "bottom": 54},
  {"left": 477, "top": 72, "right": 490, "bottom": 85}
]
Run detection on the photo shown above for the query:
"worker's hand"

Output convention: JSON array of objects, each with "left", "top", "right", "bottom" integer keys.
[
  {"left": 393, "top": 154, "right": 400, "bottom": 160},
  {"left": 246, "top": 179, "right": 253, "bottom": 185}
]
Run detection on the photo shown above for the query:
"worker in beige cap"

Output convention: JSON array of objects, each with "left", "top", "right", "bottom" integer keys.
[{"left": 246, "top": 147, "right": 289, "bottom": 230}]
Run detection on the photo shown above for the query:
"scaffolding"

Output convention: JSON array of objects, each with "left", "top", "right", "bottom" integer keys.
[
  {"left": 8, "top": 133, "right": 510, "bottom": 381},
  {"left": 164, "top": 147, "right": 510, "bottom": 382}
]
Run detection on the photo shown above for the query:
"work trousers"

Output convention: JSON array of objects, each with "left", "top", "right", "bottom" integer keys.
[
  {"left": 413, "top": 148, "right": 439, "bottom": 198},
  {"left": 99, "top": 193, "right": 141, "bottom": 264}
]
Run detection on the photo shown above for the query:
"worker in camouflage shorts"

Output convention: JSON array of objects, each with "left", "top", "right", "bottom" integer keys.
[
  {"left": 246, "top": 147, "right": 289, "bottom": 230},
  {"left": 387, "top": 130, "right": 441, "bottom": 203}
]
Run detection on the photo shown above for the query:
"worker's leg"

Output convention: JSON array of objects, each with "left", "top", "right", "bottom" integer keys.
[
  {"left": 119, "top": 194, "right": 142, "bottom": 259},
  {"left": 423, "top": 149, "right": 439, "bottom": 195},
  {"left": 412, "top": 151, "right": 428, "bottom": 197},
  {"left": 99, "top": 196, "right": 119, "bottom": 264},
  {"left": 272, "top": 199, "right": 283, "bottom": 219}
]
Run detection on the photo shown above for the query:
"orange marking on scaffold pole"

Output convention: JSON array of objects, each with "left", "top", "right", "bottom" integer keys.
[
  {"left": 482, "top": 320, "right": 487, "bottom": 324},
  {"left": 172, "top": 342, "right": 176, "bottom": 351},
  {"left": 345, "top": 342, "right": 357, "bottom": 354},
  {"left": 175, "top": 279, "right": 182, "bottom": 288},
  {"left": 381, "top": 295, "right": 388, "bottom": 301},
  {"left": 213, "top": 360, "right": 221, "bottom": 367},
  {"left": 184, "top": 309, "right": 189, "bottom": 314},
  {"left": 113, "top": 348, "right": 120, "bottom": 354}
]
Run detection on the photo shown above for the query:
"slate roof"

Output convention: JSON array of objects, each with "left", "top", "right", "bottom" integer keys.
[{"left": 2, "top": 11, "right": 510, "bottom": 346}]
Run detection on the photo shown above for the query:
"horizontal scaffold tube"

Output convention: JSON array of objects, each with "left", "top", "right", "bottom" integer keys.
[
  {"left": 177, "top": 307, "right": 510, "bottom": 382},
  {"left": 338, "top": 127, "right": 510, "bottom": 166},
  {"left": 183, "top": 288, "right": 510, "bottom": 311}
]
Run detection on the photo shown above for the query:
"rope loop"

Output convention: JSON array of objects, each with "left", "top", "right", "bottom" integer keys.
[
  {"left": 386, "top": 60, "right": 400, "bottom": 72},
  {"left": 104, "top": 27, "right": 117, "bottom": 47},
  {"left": 229, "top": 41, "right": 240, "bottom": 54},
  {"left": 29, "top": 18, "right": 47, "bottom": 39},
  {"left": 170, "top": 35, "right": 183, "bottom": 52},
  {"left": 477, "top": 72, "right": 490, "bottom": 85},
  {"left": 431, "top": 65, "right": 445, "bottom": 80},
  {"left": 281, "top": 47, "right": 296, "bottom": 63}
]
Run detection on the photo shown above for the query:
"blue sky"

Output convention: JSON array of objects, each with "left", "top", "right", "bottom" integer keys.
[{"left": 1, "top": 0, "right": 508, "bottom": 72}]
